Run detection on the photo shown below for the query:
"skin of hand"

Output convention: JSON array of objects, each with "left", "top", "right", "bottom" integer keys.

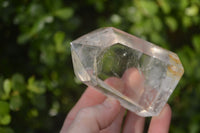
[
  {"left": 60, "top": 69, "right": 172, "bottom": 133},
  {"left": 60, "top": 87, "right": 171, "bottom": 133}
]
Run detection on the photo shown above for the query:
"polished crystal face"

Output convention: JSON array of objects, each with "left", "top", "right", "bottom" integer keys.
[{"left": 70, "top": 27, "right": 184, "bottom": 117}]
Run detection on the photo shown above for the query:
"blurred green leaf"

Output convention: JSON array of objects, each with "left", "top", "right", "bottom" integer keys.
[
  {"left": 185, "top": 5, "right": 199, "bottom": 16},
  {"left": 49, "top": 101, "right": 60, "bottom": 116},
  {"left": 54, "top": 8, "right": 74, "bottom": 20},
  {"left": 157, "top": 0, "right": 171, "bottom": 14},
  {"left": 10, "top": 95, "right": 22, "bottom": 111},
  {"left": 29, "top": 15, "right": 54, "bottom": 35},
  {"left": 189, "top": 114, "right": 200, "bottom": 133},
  {"left": 40, "top": 44, "right": 56, "bottom": 66},
  {"left": 165, "top": 16, "right": 178, "bottom": 31},
  {"left": 152, "top": 16, "right": 163, "bottom": 31},
  {"left": 17, "top": 34, "right": 31, "bottom": 44},
  {"left": 3, "top": 79, "right": 12, "bottom": 95},
  {"left": 0, "top": 101, "right": 9, "bottom": 115},
  {"left": 18, "top": 15, "right": 54, "bottom": 44},
  {"left": 110, "top": 14, "right": 121, "bottom": 25},
  {"left": 179, "top": 0, "right": 189, "bottom": 10},
  {"left": 11, "top": 73, "right": 25, "bottom": 93},
  {"left": 182, "top": 16, "right": 192, "bottom": 27},
  {"left": 150, "top": 32, "right": 168, "bottom": 48},
  {"left": 138, "top": 1, "right": 158, "bottom": 16},
  {"left": 54, "top": 31, "right": 66, "bottom": 53},
  {"left": 0, "top": 114, "right": 11, "bottom": 125},
  {"left": 27, "top": 76, "right": 46, "bottom": 94},
  {"left": 192, "top": 35, "right": 200, "bottom": 53}
]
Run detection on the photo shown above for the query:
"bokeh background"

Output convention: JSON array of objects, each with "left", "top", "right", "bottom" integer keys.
[{"left": 0, "top": 0, "right": 200, "bottom": 132}]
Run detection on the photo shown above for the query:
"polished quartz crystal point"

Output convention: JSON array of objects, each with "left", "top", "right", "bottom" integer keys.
[{"left": 70, "top": 27, "right": 184, "bottom": 117}]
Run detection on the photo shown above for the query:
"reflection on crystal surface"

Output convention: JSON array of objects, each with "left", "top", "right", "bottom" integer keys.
[{"left": 71, "top": 27, "right": 184, "bottom": 117}]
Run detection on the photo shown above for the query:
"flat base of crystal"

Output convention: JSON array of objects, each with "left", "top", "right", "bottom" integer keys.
[{"left": 71, "top": 27, "right": 184, "bottom": 117}]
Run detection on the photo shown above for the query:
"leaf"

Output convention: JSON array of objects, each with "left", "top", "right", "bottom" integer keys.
[
  {"left": 17, "top": 15, "right": 54, "bottom": 44},
  {"left": 0, "top": 101, "right": 9, "bottom": 115},
  {"left": 185, "top": 5, "right": 199, "bottom": 16},
  {"left": 152, "top": 16, "right": 163, "bottom": 31},
  {"left": 179, "top": 0, "right": 189, "bottom": 10},
  {"left": 3, "top": 79, "right": 12, "bottom": 95},
  {"left": 10, "top": 95, "right": 22, "bottom": 111},
  {"left": 165, "top": 16, "right": 178, "bottom": 31},
  {"left": 54, "top": 31, "right": 66, "bottom": 53},
  {"left": 54, "top": 8, "right": 74, "bottom": 20},
  {"left": 110, "top": 14, "right": 121, "bottom": 25},
  {"left": 11, "top": 73, "right": 25, "bottom": 93},
  {"left": 138, "top": 1, "right": 158, "bottom": 16},
  {"left": 49, "top": 101, "right": 60, "bottom": 116},
  {"left": 54, "top": 32, "right": 65, "bottom": 46},
  {"left": 192, "top": 35, "right": 200, "bottom": 53},
  {"left": 177, "top": 46, "right": 196, "bottom": 77},
  {"left": 40, "top": 44, "right": 56, "bottom": 66},
  {"left": 27, "top": 76, "right": 46, "bottom": 94},
  {"left": 0, "top": 114, "right": 11, "bottom": 125},
  {"left": 17, "top": 34, "right": 31, "bottom": 44},
  {"left": 158, "top": 0, "right": 171, "bottom": 14},
  {"left": 182, "top": 16, "right": 192, "bottom": 28},
  {"left": 29, "top": 15, "right": 53, "bottom": 36},
  {"left": 150, "top": 32, "right": 168, "bottom": 48}
]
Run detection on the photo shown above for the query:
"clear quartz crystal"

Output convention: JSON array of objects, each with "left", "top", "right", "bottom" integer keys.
[{"left": 70, "top": 27, "right": 184, "bottom": 117}]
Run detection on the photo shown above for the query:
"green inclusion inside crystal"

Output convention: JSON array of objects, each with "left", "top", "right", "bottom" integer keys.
[{"left": 97, "top": 43, "right": 141, "bottom": 80}]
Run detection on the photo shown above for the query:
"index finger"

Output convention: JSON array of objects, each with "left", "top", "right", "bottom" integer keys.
[
  {"left": 148, "top": 104, "right": 172, "bottom": 133},
  {"left": 61, "top": 86, "right": 106, "bottom": 131},
  {"left": 61, "top": 77, "right": 123, "bottom": 131}
]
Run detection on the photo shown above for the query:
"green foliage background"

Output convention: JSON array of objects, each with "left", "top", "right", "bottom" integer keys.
[{"left": 0, "top": 0, "right": 200, "bottom": 132}]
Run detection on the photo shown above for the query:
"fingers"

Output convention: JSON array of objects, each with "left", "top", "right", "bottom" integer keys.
[
  {"left": 123, "top": 111, "right": 145, "bottom": 133},
  {"left": 100, "top": 77, "right": 125, "bottom": 133},
  {"left": 61, "top": 77, "right": 124, "bottom": 132},
  {"left": 61, "top": 86, "right": 106, "bottom": 132},
  {"left": 122, "top": 68, "right": 145, "bottom": 133},
  {"left": 100, "top": 107, "right": 126, "bottom": 133},
  {"left": 122, "top": 68, "right": 144, "bottom": 103},
  {"left": 66, "top": 97, "right": 121, "bottom": 133},
  {"left": 148, "top": 104, "right": 172, "bottom": 133},
  {"left": 101, "top": 68, "right": 146, "bottom": 133},
  {"left": 105, "top": 77, "right": 125, "bottom": 93}
]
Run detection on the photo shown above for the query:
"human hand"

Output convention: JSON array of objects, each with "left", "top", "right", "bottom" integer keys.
[
  {"left": 60, "top": 69, "right": 172, "bottom": 133},
  {"left": 60, "top": 88, "right": 171, "bottom": 133}
]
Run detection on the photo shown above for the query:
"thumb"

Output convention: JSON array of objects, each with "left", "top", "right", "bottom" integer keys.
[{"left": 65, "top": 97, "right": 121, "bottom": 133}]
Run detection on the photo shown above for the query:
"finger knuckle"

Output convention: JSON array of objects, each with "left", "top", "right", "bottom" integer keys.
[{"left": 77, "top": 107, "right": 94, "bottom": 119}]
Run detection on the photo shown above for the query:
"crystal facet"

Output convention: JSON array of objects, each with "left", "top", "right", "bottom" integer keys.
[{"left": 70, "top": 27, "right": 184, "bottom": 117}]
